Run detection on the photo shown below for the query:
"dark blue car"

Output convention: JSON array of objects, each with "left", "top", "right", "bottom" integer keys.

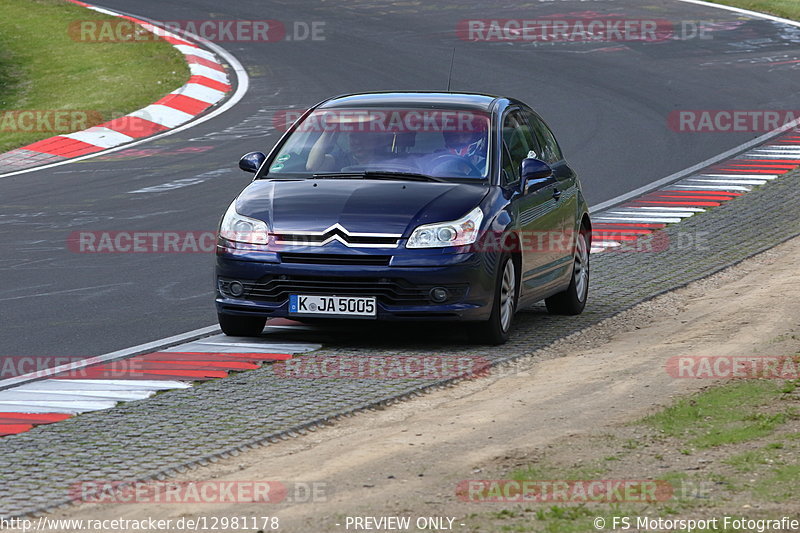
[{"left": 215, "top": 92, "right": 591, "bottom": 344}]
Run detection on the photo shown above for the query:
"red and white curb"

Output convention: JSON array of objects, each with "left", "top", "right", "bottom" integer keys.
[
  {"left": 0, "top": 1, "right": 235, "bottom": 174},
  {"left": 589, "top": 129, "right": 800, "bottom": 253},
  {"left": 0, "top": 323, "right": 320, "bottom": 437}
]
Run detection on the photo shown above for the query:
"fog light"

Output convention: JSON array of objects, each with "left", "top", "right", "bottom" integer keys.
[
  {"left": 430, "top": 287, "right": 449, "bottom": 303},
  {"left": 229, "top": 281, "right": 245, "bottom": 297}
]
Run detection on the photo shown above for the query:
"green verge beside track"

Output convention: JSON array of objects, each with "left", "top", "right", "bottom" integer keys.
[
  {"left": 705, "top": 0, "right": 800, "bottom": 20},
  {"left": 0, "top": 0, "right": 189, "bottom": 153}
]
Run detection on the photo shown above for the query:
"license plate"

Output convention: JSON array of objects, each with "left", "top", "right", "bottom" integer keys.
[{"left": 289, "top": 295, "right": 376, "bottom": 318}]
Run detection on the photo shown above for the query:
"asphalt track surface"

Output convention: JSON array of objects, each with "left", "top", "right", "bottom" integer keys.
[{"left": 1, "top": 0, "right": 800, "bottom": 359}]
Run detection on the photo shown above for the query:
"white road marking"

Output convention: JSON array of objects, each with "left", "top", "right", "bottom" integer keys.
[
  {"left": 739, "top": 154, "right": 800, "bottom": 159},
  {"left": 264, "top": 324, "right": 316, "bottom": 331},
  {"left": 753, "top": 144, "right": 800, "bottom": 148},
  {"left": 0, "top": 400, "right": 118, "bottom": 413},
  {"left": 63, "top": 127, "right": 134, "bottom": 148},
  {"left": 699, "top": 174, "right": 779, "bottom": 179},
  {"left": 128, "top": 104, "right": 194, "bottom": 128},
  {"left": 18, "top": 379, "right": 190, "bottom": 391},
  {"left": 0, "top": 283, "right": 132, "bottom": 303},
  {"left": 671, "top": 184, "right": 752, "bottom": 191},
  {"left": 171, "top": 83, "right": 227, "bottom": 104},
  {"left": 81, "top": 5, "right": 118, "bottom": 17},
  {"left": 608, "top": 211, "right": 696, "bottom": 217},
  {"left": 177, "top": 336, "right": 321, "bottom": 353},
  {"left": 749, "top": 151, "right": 800, "bottom": 157},
  {"left": 174, "top": 44, "right": 216, "bottom": 61},
  {"left": 189, "top": 64, "right": 229, "bottom": 83},
  {"left": 593, "top": 216, "right": 683, "bottom": 223},
  {"left": 0, "top": 390, "right": 154, "bottom": 401},
  {"left": 687, "top": 178, "right": 768, "bottom": 185},
  {"left": 621, "top": 206, "right": 707, "bottom": 212},
  {"left": 128, "top": 177, "right": 209, "bottom": 194},
  {"left": 127, "top": 168, "right": 230, "bottom": 194}
]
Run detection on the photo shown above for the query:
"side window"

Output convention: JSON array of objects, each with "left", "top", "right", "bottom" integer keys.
[
  {"left": 502, "top": 110, "right": 538, "bottom": 183},
  {"left": 525, "top": 111, "right": 563, "bottom": 164},
  {"left": 501, "top": 142, "right": 516, "bottom": 185}
]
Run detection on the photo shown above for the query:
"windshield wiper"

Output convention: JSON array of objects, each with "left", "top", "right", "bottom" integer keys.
[
  {"left": 310, "top": 173, "right": 365, "bottom": 179},
  {"left": 363, "top": 171, "right": 446, "bottom": 182},
  {"left": 311, "top": 171, "right": 445, "bottom": 182}
]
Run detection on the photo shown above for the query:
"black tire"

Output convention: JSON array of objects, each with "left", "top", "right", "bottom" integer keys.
[
  {"left": 218, "top": 313, "right": 267, "bottom": 337},
  {"left": 470, "top": 254, "right": 517, "bottom": 345},
  {"left": 545, "top": 227, "right": 590, "bottom": 315}
]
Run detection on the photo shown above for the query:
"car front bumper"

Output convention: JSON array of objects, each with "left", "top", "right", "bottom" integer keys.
[{"left": 214, "top": 244, "right": 500, "bottom": 322}]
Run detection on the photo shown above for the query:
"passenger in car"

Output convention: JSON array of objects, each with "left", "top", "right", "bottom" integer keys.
[{"left": 306, "top": 131, "right": 393, "bottom": 171}]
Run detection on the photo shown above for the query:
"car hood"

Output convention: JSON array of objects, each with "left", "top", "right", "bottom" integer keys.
[{"left": 235, "top": 178, "right": 489, "bottom": 236}]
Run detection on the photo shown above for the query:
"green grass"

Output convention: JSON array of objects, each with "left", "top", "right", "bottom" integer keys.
[
  {"left": 510, "top": 462, "right": 608, "bottom": 483},
  {"left": 724, "top": 445, "right": 785, "bottom": 472},
  {"left": 0, "top": 0, "right": 189, "bottom": 152},
  {"left": 704, "top": 0, "right": 800, "bottom": 20},
  {"left": 754, "top": 464, "right": 800, "bottom": 501},
  {"left": 469, "top": 375, "right": 800, "bottom": 532},
  {"left": 641, "top": 381, "right": 796, "bottom": 449}
]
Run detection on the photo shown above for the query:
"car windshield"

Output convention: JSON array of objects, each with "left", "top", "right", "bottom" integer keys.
[{"left": 265, "top": 107, "right": 492, "bottom": 180}]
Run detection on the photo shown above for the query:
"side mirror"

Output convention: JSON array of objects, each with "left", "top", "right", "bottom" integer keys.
[
  {"left": 519, "top": 158, "right": 554, "bottom": 194},
  {"left": 239, "top": 152, "right": 266, "bottom": 173}
]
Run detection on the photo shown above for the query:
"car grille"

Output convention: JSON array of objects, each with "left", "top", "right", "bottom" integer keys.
[
  {"left": 279, "top": 253, "right": 391, "bottom": 266},
  {"left": 273, "top": 230, "right": 400, "bottom": 248},
  {"left": 238, "top": 276, "right": 468, "bottom": 306}
]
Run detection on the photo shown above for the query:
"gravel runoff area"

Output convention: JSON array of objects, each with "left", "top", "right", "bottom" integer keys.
[{"left": 2, "top": 168, "right": 800, "bottom": 518}]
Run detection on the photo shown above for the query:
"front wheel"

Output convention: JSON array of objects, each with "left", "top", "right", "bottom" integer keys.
[
  {"left": 470, "top": 255, "right": 517, "bottom": 345},
  {"left": 218, "top": 313, "right": 267, "bottom": 337},
  {"left": 545, "top": 227, "right": 590, "bottom": 315}
]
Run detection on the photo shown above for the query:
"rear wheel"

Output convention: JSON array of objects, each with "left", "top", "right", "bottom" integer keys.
[
  {"left": 218, "top": 313, "right": 267, "bottom": 337},
  {"left": 470, "top": 255, "right": 517, "bottom": 345},
  {"left": 545, "top": 227, "right": 589, "bottom": 315}
]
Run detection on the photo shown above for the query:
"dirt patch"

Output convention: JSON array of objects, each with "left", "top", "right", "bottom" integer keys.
[{"left": 43, "top": 236, "right": 800, "bottom": 532}]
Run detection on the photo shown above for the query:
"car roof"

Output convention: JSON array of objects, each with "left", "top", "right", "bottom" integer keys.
[{"left": 317, "top": 92, "right": 501, "bottom": 112}]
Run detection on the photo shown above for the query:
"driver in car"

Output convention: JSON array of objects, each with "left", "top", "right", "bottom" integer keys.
[{"left": 443, "top": 129, "right": 487, "bottom": 169}]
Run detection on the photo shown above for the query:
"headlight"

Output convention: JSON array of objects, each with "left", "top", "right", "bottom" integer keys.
[
  {"left": 406, "top": 207, "right": 483, "bottom": 249},
  {"left": 219, "top": 201, "right": 269, "bottom": 245}
]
